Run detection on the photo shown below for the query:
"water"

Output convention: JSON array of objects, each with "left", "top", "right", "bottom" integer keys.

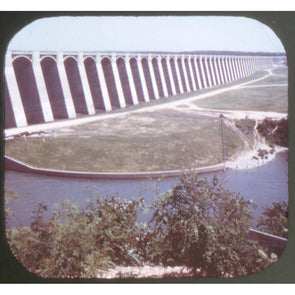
[{"left": 4, "top": 151, "right": 288, "bottom": 229}]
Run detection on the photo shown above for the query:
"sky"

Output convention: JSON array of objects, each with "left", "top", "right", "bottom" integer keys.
[{"left": 7, "top": 16, "right": 285, "bottom": 53}]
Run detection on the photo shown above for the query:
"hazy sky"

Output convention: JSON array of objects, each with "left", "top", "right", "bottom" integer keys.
[{"left": 8, "top": 16, "right": 285, "bottom": 53}]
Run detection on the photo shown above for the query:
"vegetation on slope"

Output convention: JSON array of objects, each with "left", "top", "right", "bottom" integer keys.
[{"left": 6, "top": 171, "right": 285, "bottom": 279}]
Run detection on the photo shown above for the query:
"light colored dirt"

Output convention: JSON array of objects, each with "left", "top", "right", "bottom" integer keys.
[{"left": 96, "top": 265, "right": 197, "bottom": 279}]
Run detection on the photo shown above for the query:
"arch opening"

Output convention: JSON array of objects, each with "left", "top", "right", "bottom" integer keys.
[
  {"left": 41, "top": 57, "right": 68, "bottom": 119},
  {"left": 141, "top": 58, "right": 155, "bottom": 100},
  {"left": 101, "top": 58, "right": 120, "bottom": 108},
  {"left": 161, "top": 58, "right": 173, "bottom": 96},
  {"left": 64, "top": 57, "right": 88, "bottom": 115},
  {"left": 116, "top": 58, "right": 133, "bottom": 105},
  {"left": 13, "top": 57, "right": 44, "bottom": 125},
  {"left": 152, "top": 58, "right": 164, "bottom": 97},
  {"left": 169, "top": 58, "right": 180, "bottom": 94},
  {"left": 177, "top": 58, "right": 187, "bottom": 92},
  {"left": 184, "top": 58, "right": 193, "bottom": 91},
  {"left": 84, "top": 57, "right": 105, "bottom": 111},
  {"left": 129, "top": 58, "right": 145, "bottom": 102}
]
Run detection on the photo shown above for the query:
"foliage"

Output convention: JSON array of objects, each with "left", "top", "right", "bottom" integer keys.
[
  {"left": 257, "top": 117, "right": 288, "bottom": 147},
  {"left": 256, "top": 201, "right": 288, "bottom": 256},
  {"left": 6, "top": 172, "right": 283, "bottom": 279},
  {"left": 4, "top": 187, "right": 18, "bottom": 219},
  {"left": 6, "top": 193, "right": 144, "bottom": 278},
  {"left": 142, "top": 171, "right": 276, "bottom": 277},
  {"left": 257, "top": 201, "right": 288, "bottom": 238}
]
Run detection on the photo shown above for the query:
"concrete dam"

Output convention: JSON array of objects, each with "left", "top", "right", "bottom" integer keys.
[{"left": 4, "top": 51, "right": 274, "bottom": 129}]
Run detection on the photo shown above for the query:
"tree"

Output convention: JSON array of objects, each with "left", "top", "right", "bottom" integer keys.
[
  {"left": 6, "top": 194, "right": 144, "bottom": 278},
  {"left": 256, "top": 201, "right": 288, "bottom": 256},
  {"left": 143, "top": 171, "right": 276, "bottom": 277}
]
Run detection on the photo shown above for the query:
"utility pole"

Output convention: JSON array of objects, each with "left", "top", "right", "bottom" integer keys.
[{"left": 220, "top": 114, "right": 226, "bottom": 163}]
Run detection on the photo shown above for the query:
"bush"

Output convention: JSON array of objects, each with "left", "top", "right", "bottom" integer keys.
[
  {"left": 256, "top": 201, "right": 288, "bottom": 256},
  {"left": 143, "top": 171, "right": 276, "bottom": 277},
  {"left": 257, "top": 117, "right": 288, "bottom": 147},
  {"left": 6, "top": 172, "right": 280, "bottom": 278},
  {"left": 257, "top": 201, "right": 288, "bottom": 238},
  {"left": 7, "top": 194, "right": 144, "bottom": 278}
]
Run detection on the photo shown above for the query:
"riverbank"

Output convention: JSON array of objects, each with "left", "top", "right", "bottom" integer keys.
[{"left": 226, "top": 144, "right": 288, "bottom": 170}]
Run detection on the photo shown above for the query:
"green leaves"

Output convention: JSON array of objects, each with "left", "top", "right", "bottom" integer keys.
[
  {"left": 7, "top": 193, "right": 145, "bottom": 278},
  {"left": 143, "top": 170, "right": 274, "bottom": 277},
  {"left": 6, "top": 171, "right": 285, "bottom": 278}
]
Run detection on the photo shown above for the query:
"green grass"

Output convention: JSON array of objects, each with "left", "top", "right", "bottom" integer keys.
[
  {"left": 194, "top": 85, "right": 288, "bottom": 113},
  {"left": 5, "top": 110, "right": 244, "bottom": 172},
  {"left": 193, "top": 66, "right": 288, "bottom": 112},
  {"left": 6, "top": 70, "right": 275, "bottom": 173},
  {"left": 246, "top": 67, "right": 288, "bottom": 86},
  {"left": 84, "top": 70, "right": 270, "bottom": 116}
]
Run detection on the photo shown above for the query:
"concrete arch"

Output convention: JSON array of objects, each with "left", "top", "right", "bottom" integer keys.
[
  {"left": 115, "top": 55, "right": 126, "bottom": 62},
  {"left": 64, "top": 56, "right": 88, "bottom": 114},
  {"left": 197, "top": 56, "right": 208, "bottom": 89},
  {"left": 204, "top": 57, "right": 213, "bottom": 87},
  {"left": 169, "top": 57, "right": 181, "bottom": 94},
  {"left": 13, "top": 57, "right": 44, "bottom": 125},
  {"left": 208, "top": 56, "right": 217, "bottom": 86},
  {"left": 5, "top": 51, "right": 277, "bottom": 130},
  {"left": 41, "top": 57, "right": 68, "bottom": 119},
  {"left": 116, "top": 57, "right": 133, "bottom": 105},
  {"left": 129, "top": 57, "right": 145, "bottom": 102},
  {"left": 84, "top": 57, "right": 106, "bottom": 111},
  {"left": 152, "top": 57, "right": 164, "bottom": 97},
  {"left": 63, "top": 55, "right": 78, "bottom": 62},
  {"left": 190, "top": 57, "right": 200, "bottom": 89},
  {"left": 101, "top": 57, "right": 121, "bottom": 108},
  {"left": 161, "top": 57, "right": 173, "bottom": 95},
  {"left": 40, "top": 55, "right": 57, "bottom": 63},
  {"left": 221, "top": 57, "right": 229, "bottom": 83},
  {"left": 227, "top": 57, "right": 234, "bottom": 82},
  {"left": 100, "top": 55, "right": 112, "bottom": 62},
  {"left": 177, "top": 57, "right": 187, "bottom": 92},
  {"left": 83, "top": 55, "right": 96, "bottom": 62},
  {"left": 212, "top": 57, "right": 220, "bottom": 85},
  {"left": 12, "top": 55, "right": 32, "bottom": 63},
  {"left": 184, "top": 57, "right": 193, "bottom": 91},
  {"left": 141, "top": 57, "right": 155, "bottom": 99}
]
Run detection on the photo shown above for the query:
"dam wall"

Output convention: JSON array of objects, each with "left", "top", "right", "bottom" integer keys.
[{"left": 4, "top": 51, "right": 274, "bottom": 129}]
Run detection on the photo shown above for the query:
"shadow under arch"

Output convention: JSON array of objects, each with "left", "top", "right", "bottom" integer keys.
[
  {"left": 13, "top": 56, "right": 44, "bottom": 125},
  {"left": 40, "top": 56, "right": 68, "bottom": 119}
]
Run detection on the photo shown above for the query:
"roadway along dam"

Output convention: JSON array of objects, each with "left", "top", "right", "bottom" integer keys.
[{"left": 4, "top": 50, "right": 277, "bottom": 130}]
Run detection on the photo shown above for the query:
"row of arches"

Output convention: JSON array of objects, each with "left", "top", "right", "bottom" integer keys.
[{"left": 4, "top": 51, "right": 273, "bottom": 129}]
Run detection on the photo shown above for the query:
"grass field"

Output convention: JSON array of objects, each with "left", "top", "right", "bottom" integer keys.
[
  {"left": 193, "top": 66, "right": 288, "bottom": 113},
  {"left": 193, "top": 86, "right": 288, "bottom": 113},
  {"left": 6, "top": 68, "right": 284, "bottom": 173},
  {"left": 5, "top": 110, "right": 244, "bottom": 172},
  {"left": 250, "top": 67, "right": 287, "bottom": 86}
]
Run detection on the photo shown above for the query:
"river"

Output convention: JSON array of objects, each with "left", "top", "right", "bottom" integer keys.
[{"left": 4, "top": 151, "right": 288, "bottom": 229}]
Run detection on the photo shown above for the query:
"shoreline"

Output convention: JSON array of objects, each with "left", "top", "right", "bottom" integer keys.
[
  {"left": 4, "top": 143, "right": 288, "bottom": 180},
  {"left": 225, "top": 144, "right": 288, "bottom": 171}
]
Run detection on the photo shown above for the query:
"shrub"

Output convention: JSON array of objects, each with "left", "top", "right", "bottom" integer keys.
[
  {"left": 6, "top": 172, "right": 280, "bottom": 278},
  {"left": 257, "top": 117, "right": 288, "bottom": 147},
  {"left": 143, "top": 171, "right": 276, "bottom": 277},
  {"left": 256, "top": 201, "right": 288, "bottom": 256},
  {"left": 6, "top": 194, "right": 144, "bottom": 278}
]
